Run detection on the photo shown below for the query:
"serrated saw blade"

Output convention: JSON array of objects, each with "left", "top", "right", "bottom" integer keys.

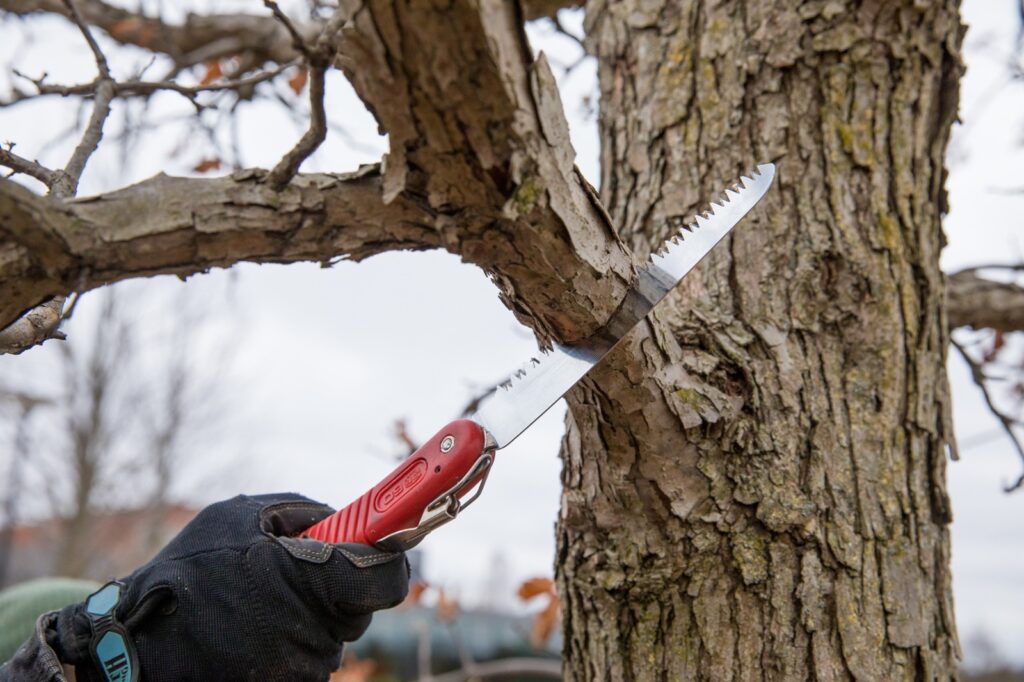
[{"left": 471, "top": 163, "right": 776, "bottom": 448}]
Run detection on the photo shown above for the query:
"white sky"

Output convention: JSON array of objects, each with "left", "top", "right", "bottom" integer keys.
[{"left": 1, "top": 0, "right": 1022, "bottom": 665}]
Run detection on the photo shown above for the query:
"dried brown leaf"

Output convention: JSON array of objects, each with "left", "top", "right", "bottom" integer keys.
[
  {"left": 200, "top": 60, "right": 224, "bottom": 86},
  {"left": 107, "top": 18, "right": 157, "bottom": 47},
  {"left": 984, "top": 330, "right": 1006, "bottom": 363},
  {"left": 193, "top": 158, "right": 222, "bottom": 173},
  {"left": 330, "top": 652, "right": 377, "bottom": 682},
  {"left": 531, "top": 595, "right": 561, "bottom": 648},
  {"left": 288, "top": 68, "right": 309, "bottom": 95},
  {"left": 405, "top": 580, "right": 429, "bottom": 606},
  {"left": 517, "top": 577, "right": 555, "bottom": 601},
  {"left": 436, "top": 588, "right": 459, "bottom": 622}
]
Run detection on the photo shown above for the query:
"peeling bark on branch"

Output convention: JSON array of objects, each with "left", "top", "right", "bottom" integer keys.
[
  {"left": 3, "top": 0, "right": 615, "bottom": 353},
  {"left": 948, "top": 270, "right": 1024, "bottom": 333},
  {"left": 0, "top": 167, "right": 444, "bottom": 331},
  {"left": 333, "top": 0, "right": 633, "bottom": 344}
]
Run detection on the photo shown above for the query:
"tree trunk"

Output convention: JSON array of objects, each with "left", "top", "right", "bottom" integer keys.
[{"left": 557, "top": 1, "right": 964, "bottom": 679}]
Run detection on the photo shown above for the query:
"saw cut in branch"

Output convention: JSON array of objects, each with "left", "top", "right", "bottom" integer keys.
[{"left": 333, "top": 1, "right": 633, "bottom": 345}]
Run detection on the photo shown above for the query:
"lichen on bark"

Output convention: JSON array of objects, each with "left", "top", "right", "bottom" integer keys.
[{"left": 557, "top": 1, "right": 964, "bottom": 679}]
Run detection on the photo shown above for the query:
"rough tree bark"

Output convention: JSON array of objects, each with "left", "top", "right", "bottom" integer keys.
[
  {"left": 555, "top": 1, "right": 964, "bottom": 679},
  {"left": 0, "top": 0, "right": 986, "bottom": 678}
]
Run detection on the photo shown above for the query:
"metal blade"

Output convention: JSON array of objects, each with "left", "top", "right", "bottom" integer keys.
[{"left": 472, "top": 163, "right": 776, "bottom": 448}]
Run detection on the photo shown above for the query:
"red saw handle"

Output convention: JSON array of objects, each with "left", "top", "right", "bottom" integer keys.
[{"left": 302, "top": 419, "right": 491, "bottom": 550}]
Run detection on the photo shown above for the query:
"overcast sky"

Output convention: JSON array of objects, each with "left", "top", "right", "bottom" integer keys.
[{"left": 1, "top": 0, "right": 1022, "bottom": 664}]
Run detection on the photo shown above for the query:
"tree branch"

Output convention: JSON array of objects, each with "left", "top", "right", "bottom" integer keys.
[
  {"left": 0, "top": 297, "right": 66, "bottom": 354},
  {"left": 0, "top": 0, "right": 307, "bottom": 68},
  {"left": 951, "top": 337, "right": 1024, "bottom": 492},
  {"left": 3, "top": 60, "right": 298, "bottom": 109},
  {"left": 948, "top": 269, "right": 1024, "bottom": 333},
  {"left": 266, "top": 64, "right": 326, "bottom": 190},
  {"left": 265, "top": 5, "right": 345, "bottom": 190},
  {"left": 0, "top": 146, "right": 59, "bottom": 185},
  {"left": 0, "top": 166, "right": 450, "bottom": 339},
  {"left": 332, "top": 0, "right": 633, "bottom": 345}
]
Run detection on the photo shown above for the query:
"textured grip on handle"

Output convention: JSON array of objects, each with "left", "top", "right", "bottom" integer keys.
[{"left": 303, "top": 419, "right": 487, "bottom": 547}]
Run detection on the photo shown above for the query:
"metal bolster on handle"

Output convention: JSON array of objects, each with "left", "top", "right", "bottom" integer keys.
[{"left": 376, "top": 431, "right": 497, "bottom": 552}]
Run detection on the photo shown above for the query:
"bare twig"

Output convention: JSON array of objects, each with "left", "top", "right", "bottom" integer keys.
[
  {"left": 4, "top": 61, "right": 298, "bottom": 108},
  {"left": 62, "top": 0, "right": 111, "bottom": 79},
  {"left": 0, "top": 298, "right": 67, "bottom": 354},
  {"left": 551, "top": 14, "right": 584, "bottom": 49},
  {"left": 61, "top": 292, "right": 84, "bottom": 322},
  {"left": 263, "top": 0, "right": 312, "bottom": 59},
  {"left": 0, "top": 0, "right": 117, "bottom": 351},
  {"left": 0, "top": 145, "right": 59, "bottom": 185},
  {"left": 0, "top": 0, "right": 304, "bottom": 68},
  {"left": 952, "top": 337, "right": 1024, "bottom": 492},
  {"left": 266, "top": 63, "right": 326, "bottom": 189},
  {"left": 54, "top": 0, "right": 116, "bottom": 197},
  {"left": 57, "top": 79, "right": 115, "bottom": 196},
  {"left": 265, "top": 8, "right": 346, "bottom": 190}
]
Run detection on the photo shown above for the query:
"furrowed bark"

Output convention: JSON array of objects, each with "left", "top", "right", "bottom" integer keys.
[
  {"left": 0, "top": 166, "right": 444, "bottom": 332},
  {"left": 556, "top": 1, "right": 964, "bottom": 680}
]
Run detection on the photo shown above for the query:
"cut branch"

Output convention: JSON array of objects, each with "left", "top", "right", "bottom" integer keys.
[
  {"left": 332, "top": 1, "right": 634, "bottom": 344},
  {"left": 0, "top": 166, "right": 449, "bottom": 335}
]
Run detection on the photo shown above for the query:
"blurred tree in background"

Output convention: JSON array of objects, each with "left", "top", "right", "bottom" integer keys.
[{"left": 0, "top": 288, "right": 228, "bottom": 584}]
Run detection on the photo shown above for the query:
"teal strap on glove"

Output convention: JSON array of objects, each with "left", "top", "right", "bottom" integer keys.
[{"left": 81, "top": 583, "right": 137, "bottom": 682}]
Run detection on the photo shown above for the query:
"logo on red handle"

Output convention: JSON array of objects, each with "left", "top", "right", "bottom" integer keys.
[{"left": 374, "top": 459, "right": 427, "bottom": 512}]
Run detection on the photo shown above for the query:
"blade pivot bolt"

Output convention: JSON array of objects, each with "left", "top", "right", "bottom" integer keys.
[{"left": 440, "top": 435, "right": 455, "bottom": 453}]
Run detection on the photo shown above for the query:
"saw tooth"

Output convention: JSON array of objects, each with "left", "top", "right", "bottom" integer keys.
[
  {"left": 474, "top": 163, "right": 776, "bottom": 449},
  {"left": 501, "top": 351, "right": 549, "bottom": 390}
]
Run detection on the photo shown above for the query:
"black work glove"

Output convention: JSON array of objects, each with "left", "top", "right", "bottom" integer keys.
[{"left": 50, "top": 493, "right": 408, "bottom": 682}]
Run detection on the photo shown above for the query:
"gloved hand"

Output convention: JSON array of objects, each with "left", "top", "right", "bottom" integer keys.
[{"left": 49, "top": 493, "right": 408, "bottom": 682}]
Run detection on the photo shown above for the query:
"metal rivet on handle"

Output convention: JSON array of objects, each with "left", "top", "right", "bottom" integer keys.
[{"left": 440, "top": 435, "right": 455, "bottom": 453}]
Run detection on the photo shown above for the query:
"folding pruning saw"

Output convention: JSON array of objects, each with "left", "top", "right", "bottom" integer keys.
[{"left": 303, "top": 164, "right": 776, "bottom": 551}]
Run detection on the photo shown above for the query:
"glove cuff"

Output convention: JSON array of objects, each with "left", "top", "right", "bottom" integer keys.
[
  {"left": 53, "top": 582, "right": 140, "bottom": 682},
  {"left": 52, "top": 602, "right": 93, "bottom": 666}
]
